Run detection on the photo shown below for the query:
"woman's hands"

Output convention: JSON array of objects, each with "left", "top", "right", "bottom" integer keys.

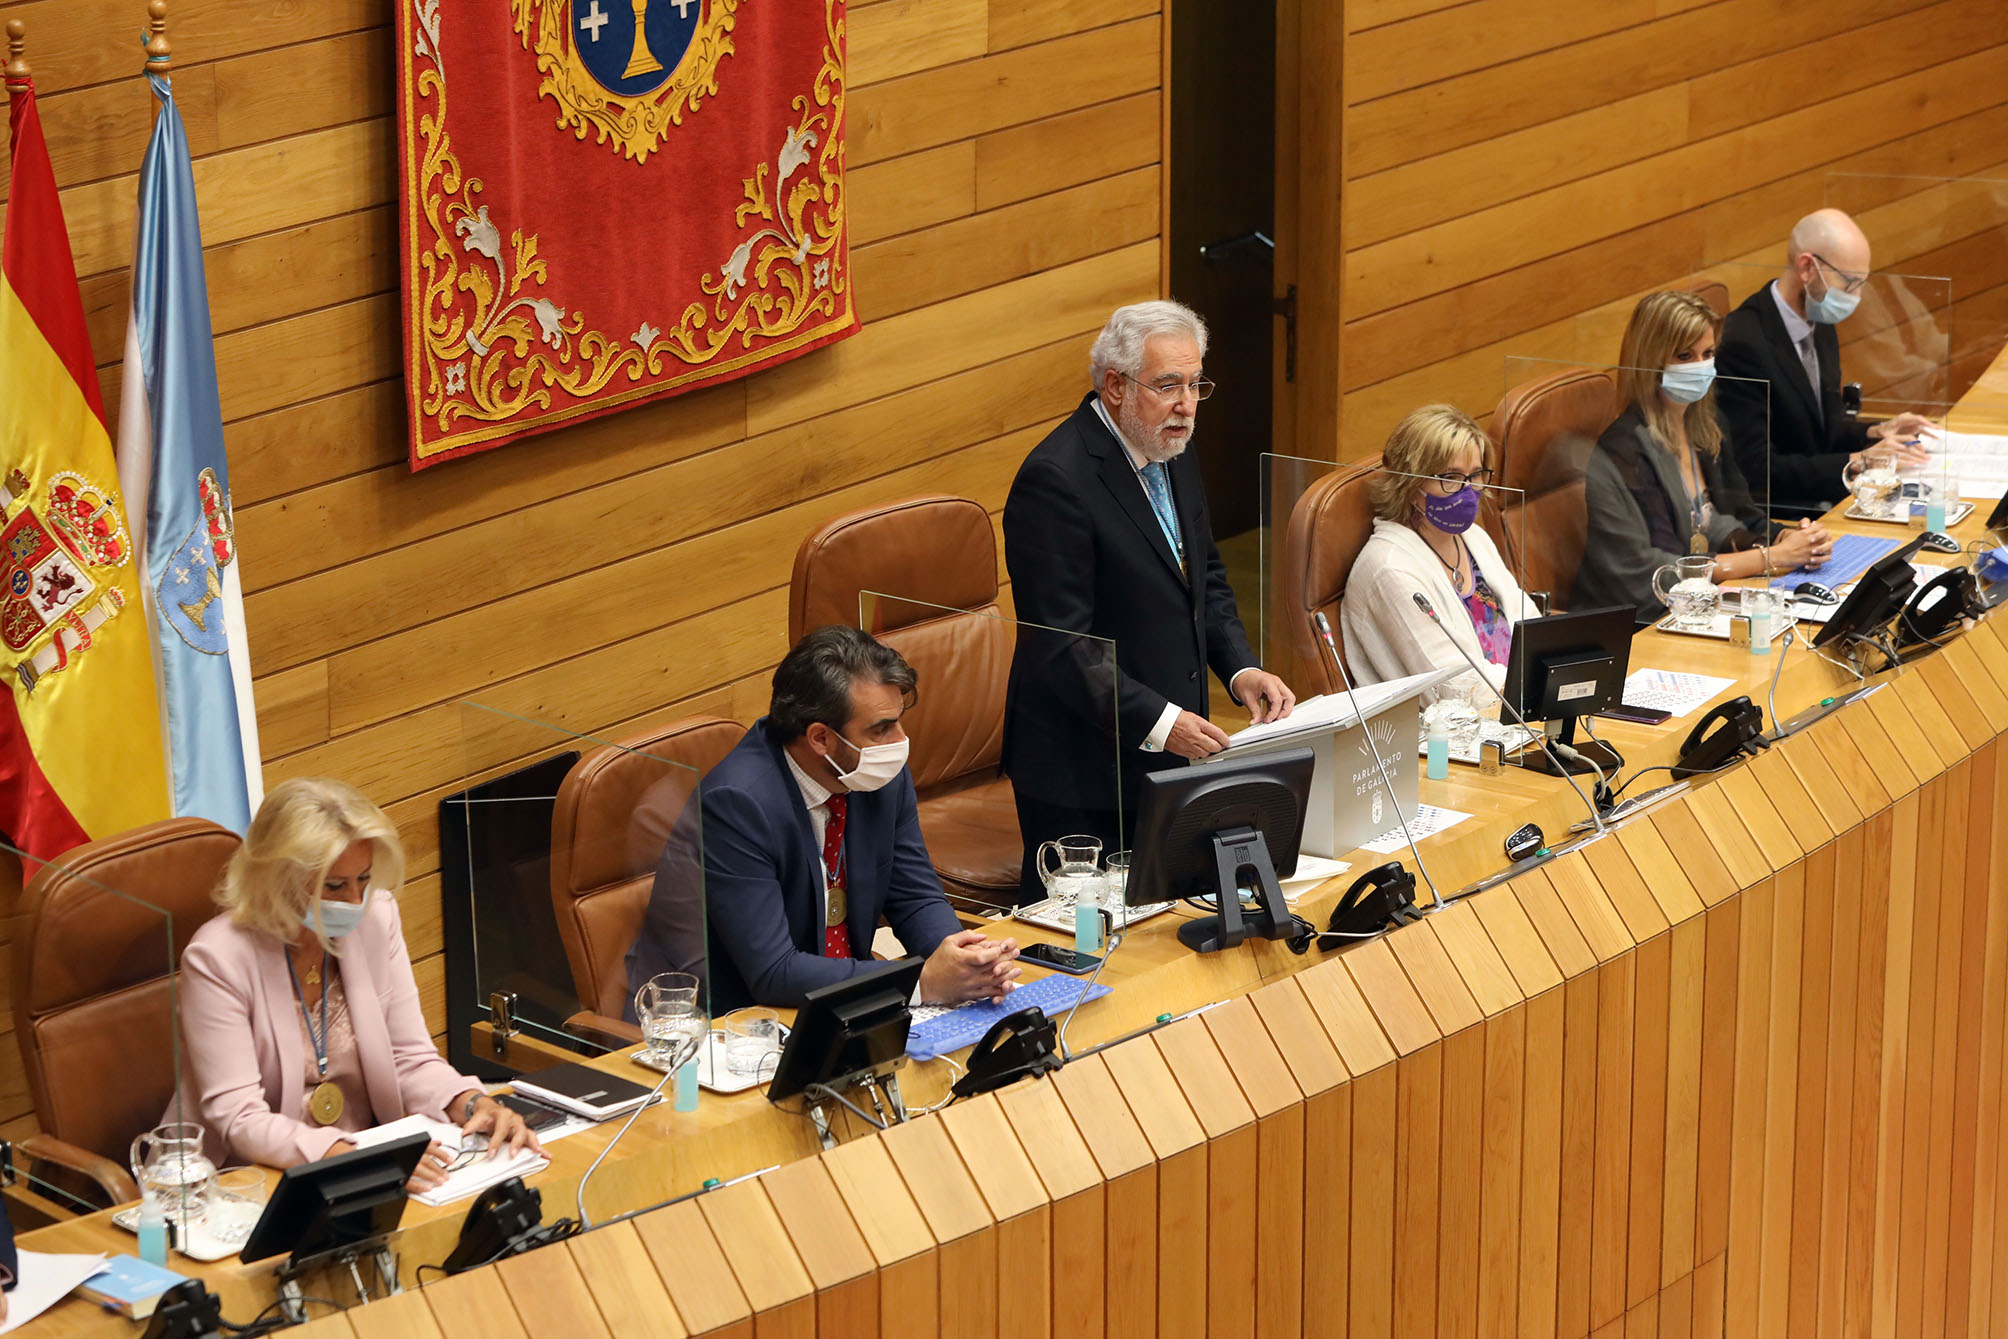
[
  {"left": 1769, "top": 518, "right": 1832, "bottom": 572},
  {"left": 457, "top": 1092, "right": 544, "bottom": 1161}
]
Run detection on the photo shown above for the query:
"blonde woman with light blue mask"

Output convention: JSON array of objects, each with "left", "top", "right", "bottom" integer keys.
[
  {"left": 170, "top": 778, "right": 540, "bottom": 1188},
  {"left": 1574, "top": 290, "right": 1833, "bottom": 621}
]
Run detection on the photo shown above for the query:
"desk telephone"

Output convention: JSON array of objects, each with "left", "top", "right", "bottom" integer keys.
[{"left": 1672, "top": 695, "right": 1768, "bottom": 780}]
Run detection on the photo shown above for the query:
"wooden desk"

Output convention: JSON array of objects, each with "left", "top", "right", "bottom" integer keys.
[{"left": 27, "top": 345, "right": 2008, "bottom": 1336}]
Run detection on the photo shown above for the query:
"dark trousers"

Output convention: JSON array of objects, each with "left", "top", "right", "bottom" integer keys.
[{"left": 1014, "top": 795, "right": 1132, "bottom": 905}]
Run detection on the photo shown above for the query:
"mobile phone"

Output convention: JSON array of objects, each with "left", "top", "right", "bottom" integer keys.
[
  {"left": 1019, "top": 942, "right": 1102, "bottom": 975},
  {"left": 1597, "top": 703, "right": 1672, "bottom": 726}
]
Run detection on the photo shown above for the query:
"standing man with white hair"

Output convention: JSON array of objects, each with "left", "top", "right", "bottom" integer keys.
[
  {"left": 1000, "top": 299, "right": 1295, "bottom": 901},
  {"left": 1717, "top": 207, "right": 1935, "bottom": 517}
]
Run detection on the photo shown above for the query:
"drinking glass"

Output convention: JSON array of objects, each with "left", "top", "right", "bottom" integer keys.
[
  {"left": 634, "top": 972, "right": 705, "bottom": 1069},
  {"left": 723, "top": 1007, "right": 782, "bottom": 1079},
  {"left": 205, "top": 1167, "right": 268, "bottom": 1246}
]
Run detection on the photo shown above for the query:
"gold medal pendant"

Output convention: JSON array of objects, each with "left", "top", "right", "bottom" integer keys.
[
  {"left": 309, "top": 1080, "right": 345, "bottom": 1126},
  {"left": 826, "top": 879, "right": 847, "bottom": 928},
  {"left": 1690, "top": 529, "right": 1708, "bottom": 556}
]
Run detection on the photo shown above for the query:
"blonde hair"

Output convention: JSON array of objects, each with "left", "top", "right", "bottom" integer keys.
[
  {"left": 1371, "top": 404, "right": 1493, "bottom": 522},
  {"left": 217, "top": 777, "right": 405, "bottom": 954},
  {"left": 1617, "top": 291, "right": 1723, "bottom": 458}
]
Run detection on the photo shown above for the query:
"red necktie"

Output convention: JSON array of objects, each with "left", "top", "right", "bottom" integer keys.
[{"left": 821, "top": 794, "right": 850, "bottom": 959}]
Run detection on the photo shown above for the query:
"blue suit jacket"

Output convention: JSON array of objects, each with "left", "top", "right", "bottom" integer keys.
[{"left": 624, "top": 721, "right": 963, "bottom": 1016}]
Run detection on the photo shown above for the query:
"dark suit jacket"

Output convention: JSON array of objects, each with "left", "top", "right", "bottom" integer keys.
[
  {"left": 1573, "top": 405, "right": 1767, "bottom": 622},
  {"left": 624, "top": 721, "right": 962, "bottom": 1016},
  {"left": 1000, "top": 393, "right": 1257, "bottom": 812},
  {"left": 1717, "top": 280, "right": 1871, "bottom": 516}
]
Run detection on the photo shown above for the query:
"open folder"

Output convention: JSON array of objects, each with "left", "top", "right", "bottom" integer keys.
[{"left": 1220, "top": 667, "right": 1458, "bottom": 755}]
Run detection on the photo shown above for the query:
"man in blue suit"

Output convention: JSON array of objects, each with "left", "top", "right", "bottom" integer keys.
[{"left": 626, "top": 625, "right": 1020, "bottom": 1016}]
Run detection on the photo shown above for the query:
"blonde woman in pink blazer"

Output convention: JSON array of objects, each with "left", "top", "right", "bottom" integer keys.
[{"left": 173, "top": 778, "right": 539, "bottom": 1189}]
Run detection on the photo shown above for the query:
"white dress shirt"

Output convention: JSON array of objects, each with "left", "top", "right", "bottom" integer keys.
[
  {"left": 1087, "top": 395, "right": 1258, "bottom": 751},
  {"left": 1770, "top": 280, "right": 1823, "bottom": 423},
  {"left": 782, "top": 748, "right": 838, "bottom": 925}
]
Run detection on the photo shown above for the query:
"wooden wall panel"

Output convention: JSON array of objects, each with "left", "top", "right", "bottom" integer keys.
[
  {"left": 0, "top": 0, "right": 1166, "bottom": 1131},
  {"left": 1298, "top": 0, "right": 2008, "bottom": 455}
]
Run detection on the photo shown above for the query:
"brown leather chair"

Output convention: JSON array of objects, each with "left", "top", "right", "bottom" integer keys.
[
  {"left": 791, "top": 495, "right": 1019, "bottom": 910},
  {"left": 11, "top": 818, "right": 237, "bottom": 1214},
  {"left": 1685, "top": 276, "right": 1731, "bottom": 319},
  {"left": 1489, "top": 368, "right": 1616, "bottom": 608},
  {"left": 549, "top": 716, "right": 742, "bottom": 1037},
  {"left": 1276, "top": 456, "right": 1384, "bottom": 696}
]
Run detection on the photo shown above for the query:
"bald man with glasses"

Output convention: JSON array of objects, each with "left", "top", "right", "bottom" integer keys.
[{"left": 1717, "top": 207, "right": 1935, "bottom": 518}]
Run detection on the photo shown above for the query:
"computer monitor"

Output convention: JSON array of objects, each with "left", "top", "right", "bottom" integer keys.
[
  {"left": 765, "top": 957, "right": 925, "bottom": 1104},
  {"left": 1985, "top": 484, "right": 2008, "bottom": 535},
  {"left": 238, "top": 1132, "right": 430, "bottom": 1267},
  {"left": 1500, "top": 604, "right": 1635, "bottom": 778},
  {"left": 1812, "top": 533, "right": 1929, "bottom": 650},
  {"left": 1124, "top": 745, "right": 1315, "bottom": 954}
]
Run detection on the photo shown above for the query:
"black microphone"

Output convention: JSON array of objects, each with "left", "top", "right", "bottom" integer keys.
[
  {"left": 1311, "top": 610, "right": 1443, "bottom": 908},
  {"left": 1410, "top": 592, "right": 1605, "bottom": 837}
]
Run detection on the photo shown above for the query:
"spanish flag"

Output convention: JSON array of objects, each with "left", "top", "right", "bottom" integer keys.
[{"left": 1, "top": 61, "right": 169, "bottom": 861}]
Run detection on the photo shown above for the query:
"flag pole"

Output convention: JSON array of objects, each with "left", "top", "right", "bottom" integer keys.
[
  {"left": 144, "top": 0, "right": 171, "bottom": 74},
  {"left": 5, "top": 19, "right": 28, "bottom": 91}
]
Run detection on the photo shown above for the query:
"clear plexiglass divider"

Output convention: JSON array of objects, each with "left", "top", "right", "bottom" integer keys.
[
  {"left": 449, "top": 700, "right": 706, "bottom": 1071},
  {"left": 1854, "top": 396, "right": 2008, "bottom": 524},
  {"left": 5, "top": 840, "right": 188, "bottom": 1225},
  {"left": 1699, "top": 259, "right": 1953, "bottom": 407},
  {"left": 1499, "top": 356, "right": 1778, "bottom": 630},
  {"left": 1824, "top": 171, "right": 2008, "bottom": 402},
  {"left": 854, "top": 591, "right": 1138, "bottom": 923}
]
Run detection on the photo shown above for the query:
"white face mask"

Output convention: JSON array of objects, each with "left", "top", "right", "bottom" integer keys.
[
  {"left": 826, "top": 731, "right": 909, "bottom": 793},
  {"left": 303, "top": 889, "right": 372, "bottom": 941}
]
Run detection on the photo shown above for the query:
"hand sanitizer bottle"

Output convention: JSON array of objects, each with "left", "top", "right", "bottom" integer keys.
[
  {"left": 137, "top": 1190, "right": 169, "bottom": 1266},
  {"left": 1426, "top": 713, "right": 1450, "bottom": 780}
]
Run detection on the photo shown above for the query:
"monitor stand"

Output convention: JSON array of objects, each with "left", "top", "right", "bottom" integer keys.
[
  {"left": 1515, "top": 716, "right": 1622, "bottom": 779},
  {"left": 1177, "top": 828, "right": 1295, "bottom": 954}
]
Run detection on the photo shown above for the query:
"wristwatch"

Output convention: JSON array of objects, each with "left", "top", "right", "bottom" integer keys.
[{"left": 462, "top": 1092, "right": 481, "bottom": 1123}]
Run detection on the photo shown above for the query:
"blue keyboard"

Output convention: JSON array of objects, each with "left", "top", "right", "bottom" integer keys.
[
  {"left": 905, "top": 973, "right": 1112, "bottom": 1061},
  {"left": 1767, "top": 532, "right": 1901, "bottom": 591}
]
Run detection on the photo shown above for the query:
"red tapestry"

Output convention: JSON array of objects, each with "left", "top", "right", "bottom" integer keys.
[{"left": 395, "top": 0, "right": 856, "bottom": 469}]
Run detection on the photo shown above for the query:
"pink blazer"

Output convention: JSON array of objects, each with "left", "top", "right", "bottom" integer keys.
[{"left": 169, "top": 894, "right": 476, "bottom": 1168}]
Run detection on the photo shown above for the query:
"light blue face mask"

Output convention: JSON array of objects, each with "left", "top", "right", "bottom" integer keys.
[
  {"left": 303, "top": 892, "right": 370, "bottom": 941},
  {"left": 1661, "top": 358, "right": 1716, "bottom": 405},
  {"left": 1802, "top": 272, "right": 1860, "bottom": 324}
]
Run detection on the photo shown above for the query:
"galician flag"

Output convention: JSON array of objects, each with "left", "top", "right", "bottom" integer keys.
[
  {"left": 115, "top": 71, "right": 261, "bottom": 832},
  {"left": 0, "top": 62, "right": 169, "bottom": 860}
]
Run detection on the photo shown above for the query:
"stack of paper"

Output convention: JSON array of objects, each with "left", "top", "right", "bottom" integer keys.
[
  {"left": 1225, "top": 667, "right": 1458, "bottom": 751},
  {"left": 350, "top": 1114, "right": 551, "bottom": 1208},
  {"left": 1, "top": 1251, "right": 110, "bottom": 1333}
]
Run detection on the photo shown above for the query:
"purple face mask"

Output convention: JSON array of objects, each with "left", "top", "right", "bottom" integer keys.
[{"left": 1422, "top": 484, "right": 1481, "bottom": 535}]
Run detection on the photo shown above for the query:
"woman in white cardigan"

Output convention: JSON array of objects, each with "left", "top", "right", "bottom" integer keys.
[{"left": 1341, "top": 405, "right": 1536, "bottom": 705}]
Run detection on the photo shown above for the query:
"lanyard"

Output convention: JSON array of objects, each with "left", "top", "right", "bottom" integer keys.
[
  {"left": 1685, "top": 436, "right": 1708, "bottom": 554},
  {"left": 285, "top": 950, "right": 331, "bottom": 1080}
]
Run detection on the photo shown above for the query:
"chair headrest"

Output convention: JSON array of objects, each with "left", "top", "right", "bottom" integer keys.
[
  {"left": 551, "top": 716, "right": 744, "bottom": 895},
  {"left": 1491, "top": 368, "right": 1617, "bottom": 494},
  {"left": 1282, "top": 456, "right": 1385, "bottom": 618},
  {"left": 14, "top": 817, "right": 237, "bottom": 1023},
  {"left": 790, "top": 496, "right": 998, "bottom": 640}
]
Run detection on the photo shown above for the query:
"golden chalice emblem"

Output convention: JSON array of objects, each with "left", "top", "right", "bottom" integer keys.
[{"left": 623, "top": 0, "right": 663, "bottom": 78}]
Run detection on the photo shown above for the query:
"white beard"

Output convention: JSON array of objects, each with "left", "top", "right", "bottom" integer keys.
[{"left": 1118, "top": 396, "right": 1195, "bottom": 463}]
